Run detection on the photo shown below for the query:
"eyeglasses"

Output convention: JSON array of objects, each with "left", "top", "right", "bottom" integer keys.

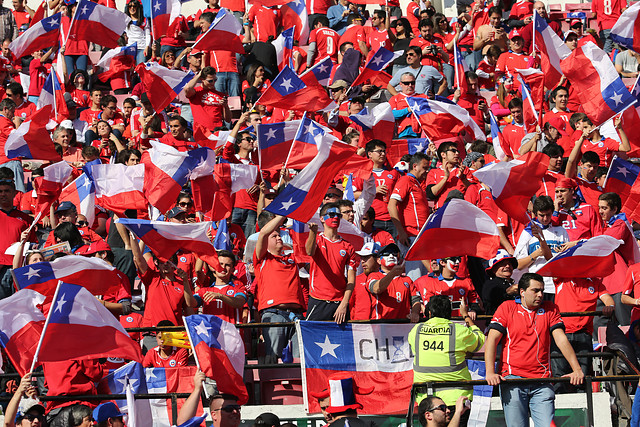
[
  {"left": 76, "top": 221, "right": 88, "bottom": 227},
  {"left": 370, "top": 149, "right": 386, "bottom": 154},
  {"left": 401, "top": 81, "right": 416, "bottom": 86},
  {"left": 428, "top": 404, "right": 448, "bottom": 413},
  {"left": 178, "top": 201, "right": 193, "bottom": 207},
  {"left": 213, "top": 405, "right": 241, "bottom": 413},
  {"left": 23, "top": 414, "right": 43, "bottom": 421},
  {"left": 325, "top": 193, "right": 341, "bottom": 198},
  {"left": 204, "top": 78, "right": 217, "bottom": 84}
]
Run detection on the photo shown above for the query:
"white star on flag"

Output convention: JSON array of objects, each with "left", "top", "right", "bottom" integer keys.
[
  {"left": 317, "top": 63, "right": 328, "bottom": 73},
  {"left": 25, "top": 267, "right": 41, "bottom": 280},
  {"left": 153, "top": 1, "right": 161, "bottom": 11},
  {"left": 116, "top": 377, "right": 138, "bottom": 391},
  {"left": 265, "top": 128, "right": 277, "bottom": 140},
  {"left": 315, "top": 335, "right": 340, "bottom": 358},
  {"left": 194, "top": 320, "right": 211, "bottom": 337},
  {"left": 49, "top": 18, "right": 58, "bottom": 26},
  {"left": 82, "top": 178, "right": 92, "bottom": 189},
  {"left": 610, "top": 92, "right": 624, "bottom": 106},
  {"left": 280, "top": 78, "right": 293, "bottom": 92},
  {"left": 371, "top": 55, "right": 385, "bottom": 68},
  {"left": 414, "top": 142, "right": 425, "bottom": 152},
  {"left": 81, "top": 5, "right": 89, "bottom": 14},
  {"left": 617, "top": 166, "right": 630, "bottom": 178},
  {"left": 55, "top": 294, "right": 67, "bottom": 313},
  {"left": 280, "top": 198, "right": 296, "bottom": 210},
  {"left": 145, "top": 369, "right": 157, "bottom": 382}
]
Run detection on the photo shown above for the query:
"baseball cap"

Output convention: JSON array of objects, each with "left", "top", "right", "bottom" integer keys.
[
  {"left": 166, "top": 207, "right": 187, "bottom": 219},
  {"left": 356, "top": 242, "right": 381, "bottom": 257},
  {"left": 15, "top": 403, "right": 45, "bottom": 424},
  {"left": 55, "top": 201, "right": 76, "bottom": 213},
  {"left": 64, "top": 92, "right": 78, "bottom": 108},
  {"left": 564, "top": 29, "right": 579, "bottom": 40},
  {"left": 379, "top": 243, "right": 400, "bottom": 256},
  {"left": 93, "top": 402, "right": 124, "bottom": 424},
  {"left": 569, "top": 18, "right": 582, "bottom": 27},
  {"left": 508, "top": 28, "right": 523, "bottom": 39},
  {"left": 328, "top": 80, "right": 349, "bottom": 90},
  {"left": 254, "top": 413, "right": 280, "bottom": 427},
  {"left": 485, "top": 249, "right": 517, "bottom": 272},
  {"left": 77, "top": 240, "right": 112, "bottom": 255},
  {"left": 547, "top": 116, "right": 568, "bottom": 137},
  {"left": 189, "top": 49, "right": 203, "bottom": 57},
  {"left": 59, "top": 119, "right": 74, "bottom": 130}
]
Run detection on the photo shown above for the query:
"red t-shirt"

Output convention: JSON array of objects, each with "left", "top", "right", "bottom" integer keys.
[
  {"left": 142, "top": 346, "right": 189, "bottom": 368},
  {"left": 339, "top": 25, "right": 368, "bottom": 54},
  {"left": 502, "top": 122, "right": 526, "bottom": 156},
  {"left": 495, "top": 51, "right": 531, "bottom": 80},
  {"left": 209, "top": 50, "right": 237, "bottom": 73},
  {"left": 591, "top": 0, "right": 625, "bottom": 30},
  {"left": 196, "top": 280, "right": 246, "bottom": 324},
  {"left": 551, "top": 202, "right": 603, "bottom": 241},
  {"left": 413, "top": 274, "right": 480, "bottom": 317},
  {"left": 14, "top": 100, "right": 36, "bottom": 121},
  {"left": 0, "top": 115, "right": 15, "bottom": 164},
  {"left": 358, "top": 168, "right": 398, "bottom": 222},
  {"left": 13, "top": 9, "right": 30, "bottom": 32},
  {"left": 426, "top": 166, "right": 466, "bottom": 209},
  {"left": 508, "top": 0, "right": 533, "bottom": 20},
  {"left": 309, "top": 233, "right": 357, "bottom": 301},
  {"left": 351, "top": 272, "right": 377, "bottom": 320},
  {"left": 406, "top": 1, "right": 420, "bottom": 34},
  {"left": 390, "top": 174, "right": 429, "bottom": 236},
  {"left": 409, "top": 35, "right": 446, "bottom": 71},
  {"left": 464, "top": 182, "right": 499, "bottom": 222},
  {"left": 368, "top": 273, "right": 416, "bottom": 320},
  {"left": 476, "top": 58, "right": 496, "bottom": 89},
  {"left": 0, "top": 208, "right": 30, "bottom": 266},
  {"left": 554, "top": 277, "right": 607, "bottom": 334},
  {"left": 253, "top": 250, "right": 304, "bottom": 311},
  {"left": 582, "top": 137, "right": 619, "bottom": 167},
  {"left": 79, "top": 108, "right": 101, "bottom": 126},
  {"left": 367, "top": 28, "right": 392, "bottom": 53},
  {"left": 139, "top": 266, "right": 186, "bottom": 328},
  {"left": 28, "top": 58, "right": 48, "bottom": 97},
  {"left": 489, "top": 300, "right": 564, "bottom": 378},
  {"left": 309, "top": 27, "right": 340, "bottom": 63},
  {"left": 120, "top": 312, "right": 143, "bottom": 342},
  {"left": 248, "top": 5, "right": 281, "bottom": 43},
  {"left": 188, "top": 86, "right": 226, "bottom": 134}
]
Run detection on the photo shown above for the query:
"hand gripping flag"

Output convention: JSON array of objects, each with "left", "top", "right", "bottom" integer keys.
[
  {"left": 610, "top": 2, "right": 640, "bottom": 54},
  {"left": 350, "top": 47, "right": 403, "bottom": 89},
  {"left": 9, "top": 13, "right": 61, "bottom": 59},
  {"left": 473, "top": 151, "right": 549, "bottom": 224},
  {"left": 257, "top": 65, "right": 333, "bottom": 111},
  {"left": 192, "top": 9, "right": 244, "bottom": 54},
  {"left": 537, "top": 235, "right": 623, "bottom": 278},
  {"left": 59, "top": 173, "right": 96, "bottom": 228},
  {"left": 97, "top": 42, "right": 137, "bottom": 82},
  {"left": 560, "top": 41, "right": 636, "bottom": 125},
  {"left": 213, "top": 219, "right": 232, "bottom": 251},
  {"left": 34, "top": 160, "right": 73, "bottom": 217},
  {"left": 265, "top": 133, "right": 356, "bottom": 222},
  {"left": 349, "top": 102, "right": 395, "bottom": 144},
  {"left": 301, "top": 56, "right": 333, "bottom": 86},
  {"left": 405, "top": 198, "right": 499, "bottom": 261},
  {"left": 407, "top": 96, "right": 485, "bottom": 141},
  {"left": 257, "top": 120, "right": 301, "bottom": 171},
  {"left": 532, "top": 11, "right": 571, "bottom": 87},
  {"left": 35, "top": 282, "right": 143, "bottom": 364},
  {"left": 12, "top": 255, "right": 127, "bottom": 297},
  {"left": 183, "top": 314, "right": 248, "bottom": 404},
  {"left": 150, "top": 0, "right": 181, "bottom": 38},
  {"left": 604, "top": 156, "right": 640, "bottom": 223},
  {"left": 273, "top": 26, "right": 295, "bottom": 70},
  {"left": 90, "top": 163, "right": 147, "bottom": 216},
  {"left": 281, "top": 0, "right": 309, "bottom": 45},
  {"left": 5, "top": 106, "right": 60, "bottom": 161},
  {"left": 135, "top": 62, "right": 194, "bottom": 114},
  {"left": 37, "top": 68, "right": 69, "bottom": 122},
  {"left": 145, "top": 366, "right": 203, "bottom": 426},
  {"left": 0, "top": 289, "right": 45, "bottom": 376},
  {"left": 69, "top": 0, "right": 131, "bottom": 48}
]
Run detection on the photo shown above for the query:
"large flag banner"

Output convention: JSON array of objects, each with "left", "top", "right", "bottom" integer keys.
[
  {"left": 273, "top": 26, "right": 295, "bottom": 70},
  {"left": 301, "top": 56, "right": 333, "bottom": 86},
  {"left": 560, "top": 41, "right": 636, "bottom": 125},
  {"left": 91, "top": 163, "right": 147, "bottom": 216},
  {"left": 297, "top": 320, "right": 414, "bottom": 415},
  {"left": 620, "top": 76, "right": 640, "bottom": 157},
  {"left": 34, "top": 160, "right": 73, "bottom": 216},
  {"left": 37, "top": 68, "right": 69, "bottom": 121},
  {"left": 351, "top": 47, "right": 402, "bottom": 89},
  {"left": 197, "top": 162, "right": 258, "bottom": 220},
  {"left": 349, "top": 103, "right": 395, "bottom": 144},
  {"left": 532, "top": 11, "right": 571, "bottom": 87},
  {"left": 604, "top": 156, "right": 640, "bottom": 223},
  {"left": 387, "top": 139, "right": 429, "bottom": 166},
  {"left": 405, "top": 199, "right": 499, "bottom": 261},
  {"left": 135, "top": 62, "right": 194, "bottom": 113},
  {"left": 257, "top": 66, "right": 333, "bottom": 111},
  {"left": 281, "top": 0, "right": 309, "bottom": 45},
  {"left": 9, "top": 13, "right": 61, "bottom": 59},
  {"left": 610, "top": 2, "right": 640, "bottom": 54},
  {"left": 490, "top": 111, "right": 511, "bottom": 160},
  {"left": 5, "top": 106, "right": 60, "bottom": 161},
  {"left": 69, "top": 0, "right": 131, "bottom": 48},
  {"left": 257, "top": 120, "right": 301, "bottom": 171},
  {"left": 145, "top": 366, "right": 202, "bottom": 427},
  {"left": 192, "top": 9, "right": 244, "bottom": 53},
  {"left": 537, "top": 235, "right": 622, "bottom": 278},
  {"left": 407, "top": 96, "right": 485, "bottom": 141},
  {"left": 150, "top": 0, "right": 181, "bottom": 39},
  {"left": 59, "top": 173, "right": 96, "bottom": 228},
  {"left": 97, "top": 42, "right": 137, "bottom": 81}
]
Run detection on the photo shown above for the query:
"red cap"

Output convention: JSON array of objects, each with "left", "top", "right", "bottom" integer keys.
[
  {"left": 547, "top": 116, "right": 568, "bottom": 137},
  {"left": 77, "top": 240, "right": 112, "bottom": 255},
  {"left": 569, "top": 18, "right": 582, "bottom": 27},
  {"left": 555, "top": 177, "right": 576, "bottom": 190},
  {"left": 508, "top": 28, "right": 523, "bottom": 39}
]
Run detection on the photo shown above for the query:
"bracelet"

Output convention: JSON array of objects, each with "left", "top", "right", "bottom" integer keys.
[
  {"left": 530, "top": 256, "right": 536, "bottom": 262},
  {"left": 464, "top": 315, "right": 471, "bottom": 320}
]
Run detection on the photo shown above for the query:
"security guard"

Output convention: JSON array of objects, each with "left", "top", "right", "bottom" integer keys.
[{"left": 409, "top": 295, "right": 485, "bottom": 426}]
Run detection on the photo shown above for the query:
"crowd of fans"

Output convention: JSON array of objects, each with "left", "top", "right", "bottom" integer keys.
[{"left": 0, "top": 0, "right": 639, "bottom": 423}]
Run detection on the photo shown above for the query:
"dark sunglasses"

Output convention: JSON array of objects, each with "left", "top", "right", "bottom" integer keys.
[
  {"left": 23, "top": 414, "right": 43, "bottom": 421},
  {"left": 444, "top": 257, "right": 461, "bottom": 262},
  {"left": 76, "top": 221, "right": 88, "bottom": 227},
  {"left": 401, "top": 81, "right": 416, "bottom": 85},
  {"left": 178, "top": 201, "right": 193, "bottom": 207},
  {"left": 219, "top": 405, "right": 241, "bottom": 413},
  {"left": 428, "top": 404, "right": 448, "bottom": 413},
  {"left": 325, "top": 192, "right": 340, "bottom": 198}
]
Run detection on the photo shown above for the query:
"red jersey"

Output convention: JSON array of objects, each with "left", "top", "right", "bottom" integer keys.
[
  {"left": 406, "top": 1, "right": 420, "bottom": 33},
  {"left": 464, "top": 182, "right": 499, "bottom": 222},
  {"left": 13, "top": 9, "right": 30, "bottom": 32},
  {"left": 188, "top": 86, "right": 226, "bottom": 134},
  {"left": 248, "top": 5, "right": 280, "bottom": 43},
  {"left": 495, "top": 52, "right": 531, "bottom": 80},
  {"left": 576, "top": 178, "right": 602, "bottom": 209},
  {"left": 142, "top": 346, "right": 189, "bottom": 368},
  {"left": 351, "top": 272, "right": 377, "bottom": 320},
  {"left": 582, "top": 137, "right": 619, "bottom": 167},
  {"left": 554, "top": 277, "right": 607, "bottom": 334},
  {"left": 309, "top": 233, "right": 357, "bottom": 301},
  {"left": 209, "top": 50, "right": 237, "bottom": 73},
  {"left": 362, "top": 168, "right": 398, "bottom": 221},
  {"left": 339, "top": 25, "right": 368, "bottom": 54},
  {"left": 542, "top": 108, "right": 572, "bottom": 127},
  {"left": 14, "top": 100, "right": 36, "bottom": 121},
  {"left": 602, "top": 216, "right": 638, "bottom": 295},
  {"left": 309, "top": 27, "right": 340, "bottom": 63},
  {"left": 476, "top": 58, "right": 496, "bottom": 89},
  {"left": 389, "top": 92, "right": 422, "bottom": 135},
  {"left": 196, "top": 280, "right": 246, "bottom": 324},
  {"left": 390, "top": 173, "right": 429, "bottom": 236},
  {"left": 425, "top": 166, "right": 466, "bottom": 209},
  {"left": 0, "top": 208, "right": 30, "bottom": 266},
  {"left": 536, "top": 169, "right": 561, "bottom": 198},
  {"left": 79, "top": 108, "right": 101, "bottom": 125},
  {"left": 508, "top": 0, "right": 533, "bottom": 20},
  {"left": 367, "top": 28, "right": 392, "bottom": 53},
  {"left": 591, "top": 0, "right": 625, "bottom": 30},
  {"left": 139, "top": 266, "right": 186, "bottom": 328},
  {"left": 409, "top": 36, "right": 446, "bottom": 71},
  {"left": 120, "top": 312, "right": 143, "bottom": 342},
  {"left": 489, "top": 300, "right": 564, "bottom": 378},
  {"left": 253, "top": 250, "right": 305, "bottom": 311},
  {"left": 413, "top": 274, "right": 480, "bottom": 317},
  {"left": 623, "top": 263, "right": 640, "bottom": 298},
  {"left": 551, "top": 202, "right": 603, "bottom": 241},
  {"left": 368, "top": 273, "right": 416, "bottom": 320},
  {"left": 502, "top": 122, "right": 526, "bottom": 156}
]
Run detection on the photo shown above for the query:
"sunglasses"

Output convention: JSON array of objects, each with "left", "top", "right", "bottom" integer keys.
[
  {"left": 76, "top": 221, "right": 88, "bottom": 227},
  {"left": 23, "top": 414, "right": 43, "bottom": 421},
  {"left": 216, "top": 405, "right": 241, "bottom": 413},
  {"left": 401, "top": 81, "right": 416, "bottom": 85},
  {"left": 428, "top": 404, "right": 448, "bottom": 413},
  {"left": 446, "top": 148, "right": 459, "bottom": 153},
  {"left": 178, "top": 201, "right": 193, "bottom": 207},
  {"left": 324, "top": 193, "right": 341, "bottom": 198}
]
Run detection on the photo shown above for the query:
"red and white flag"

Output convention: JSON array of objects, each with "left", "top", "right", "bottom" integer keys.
[
  {"left": 135, "top": 62, "right": 194, "bottom": 114},
  {"left": 150, "top": 0, "right": 181, "bottom": 39},
  {"left": 349, "top": 103, "right": 395, "bottom": 144},
  {"left": 5, "top": 106, "right": 60, "bottom": 161},
  {"left": 192, "top": 9, "right": 244, "bottom": 53},
  {"left": 281, "top": 0, "right": 309, "bottom": 45},
  {"left": 257, "top": 66, "right": 334, "bottom": 111},
  {"left": 9, "top": 12, "right": 60, "bottom": 59},
  {"left": 34, "top": 160, "right": 73, "bottom": 217},
  {"left": 407, "top": 96, "right": 485, "bottom": 141},
  {"left": 90, "top": 163, "right": 147, "bottom": 216},
  {"left": 68, "top": 0, "right": 131, "bottom": 49},
  {"left": 97, "top": 43, "right": 137, "bottom": 82},
  {"left": 537, "top": 235, "right": 622, "bottom": 278},
  {"left": 208, "top": 162, "right": 258, "bottom": 220},
  {"left": 532, "top": 11, "right": 571, "bottom": 87}
]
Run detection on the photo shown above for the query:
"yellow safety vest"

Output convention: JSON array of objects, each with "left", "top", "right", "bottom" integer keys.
[{"left": 408, "top": 317, "right": 485, "bottom": 406}]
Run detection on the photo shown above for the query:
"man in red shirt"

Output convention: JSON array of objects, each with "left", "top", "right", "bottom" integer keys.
[
  {"left": 591, "top": 0, "right": 625, "bottom": 53},
  {"left": 79, "top": 88, "right": 103, "bottom": 125},
  {"left": 389, "top": 153, "right": 430, "bottom": 280},
  {"left": 502, "top": 98, "right": 526, "bottom": 157},
  {"left": 426, "top": 141, "right": 469, "bottom": 209},
  {"left": 307, "top": 16, "right": 340, "bottom": 66},
  {"left": 485, "top": 273, "right": 584, "bottom": 426},
  {"left": 142, "top": 320, "right": 190, "bottom": 368},
  {"left": 543, "top": 86, "right": 571, "bottom": 127},
  {"left": 519, "top": 2, "right": 562, "bottom": 54},
  {"left": 494, "top": 28, "right": 531, "bottom": 81},
  {"left": 578, "top": 116, "right": 629, "bottom": 167},
  {"left": 247, "top": 3, "right": 280, "bottom": 43},
  {"left": 551, "top": 177, "right": 603, "bottom": 241},
  {"left": 6, "top": 82, "right": 35, "bottom": 122},
  {"left": 306, "top": 203, "right": 357, "bottom": 323},
  {"left": 160, "top": 116, "right": 196, "bottom": 152},
  {"left": 185, "top": 66, "right": 231, "bottom": 135},
  {"left": 367, "top": 9, "right": 395, "bottom": 59},
  {"left": 338, "top": 15, "right": 368, "bottom": 57},
  {"left": 450, "top": 71, "right": 487, "bottom": 129},
  {"left": 409, "top": 19, "right": 448, "bottom": 72},
  {"left": 12, "top": 0, "right": 33, "bottom": 34}
]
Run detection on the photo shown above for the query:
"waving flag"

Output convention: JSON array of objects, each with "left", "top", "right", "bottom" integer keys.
[
  {"left": 490, "top": 111, "right": 511, "bottom": 160},
  {"left": 213, "top": 219, "right": 232, "bottom": 251},
  {"left": 621, "top": 78, "right": 640, "bottom": 157},
  {"left": 193, "top": 128, "right": 231, "bottom": 151},
  {"left": 91, "top": 163, "right": 147, "bottom": 216},
  {"left": 281, "top": 0, "right": 309, "bottom": 45},
  {"left": 36, "top": 282, "right": 143, "bottom": 363},
  {"left": 191, "top": 9, "right": 244, "bottom": 53},
  {"left": 0, "top": 289, "right": 45, "bottom": 376},
  {"left": 517, "top": 74, "right": 539, "bottom": 132},
  {"left": 538, "top": 235, "right": 622, "bottom": 278},
  {"left": 473, "top": 151, "right": 549, "bottom": 224},
  {"left": 266, "top": 133, "right": 355, "bottom": 222},
  {"left": 407, "top": 96, "right": 485, "bottom": 141},
  {"left": 98, "top": 362, "right": 153, "bottom": 427},
  {"left": 150, "top": 0, "right": 180, "bottom": 38},
  {"left": 37, "top": 68, "right": 69, "bottom": 121},
  {"left": 257, "top": 66, "right": 333, "bottom": 111},
  {"left": 187, "top": 148, "right": 217, "bottom": 213},
  {"left": 604, "top": 156, "right": 640, "bottom": 223},
  {"left": 34, "top": 160, "right": 73, "bottom": 216},
  {"left": 405, "top": 199, "right": 499, "bottom": 261},
  {"left": 5, "top": 106, "right": 59, "bottom": 161},
  {"left": 97, "top": 42, "right": 137, "bottom": 81},
  {"left": 301, "top": 56, "right": 333, "bottom": 86},
  {"left": 351, "top": 47, "right": 402, "bottom": 88},
  {"left": 9, "top": 12, "right": 60, "bottom": 59},
  {"left": 135, "top": 62, "right": 194, "bottom": 113},
  {"left": 284, "top": 115, "right": 333, "bottom": 170},
  {"left": 12, "top": 255, "right": 125, "bottom": 297},
  {"left": 273, "top": 26, "right": 295, "bottom": 70},
  {"left": 69, "top": 0, "right": 131, "bottom": 48},
  {"left": 184, "top": 314, "right": 248, "bottom": 404},
  {"left": 453, "top": 39, "right": 468, "bottom": 93},
  {"left": 610, "top": 2, "right": 640, "bottom": 54},
  {"left": 387, "top": 138, "right": 429, "bottom": 166},
  {"left": 209, "top": 162, "right": 258, "bottom": 220},
  {"left": 145, "top": 366, "right": 202, "bottom": 427},
  {"left": 257, "top": 120, "right": 300, "bottom": 171},
  {"left": 349, "top": 102, "right": 395, "bottom": 144},
  {"left": 290, "top": 216, "right": 366, "bottom": 263},
  {"left": 533, "top": 11, "right": 571, "bottom": 87},
  {"left": 59, "top": 173, "right": 96, "bottom": 228},
  {"left": 297, "top": 320, "right": 414, "bottom": 415},
  {"left": 561, "top": 42, "right": 636, "bottom": 125}
]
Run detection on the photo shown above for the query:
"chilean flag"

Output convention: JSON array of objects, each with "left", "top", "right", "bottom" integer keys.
[
  {"left": 473, "top": 151, "right": 549, "bottom": 224},
  {"left": 144, "top": 366, "right": 203, "bottom": 426},
  {"left": 301, "top": 56, "right": 333, "bottom": 86},
  {"left": 97, "top": 42, "right": 137, "bottom": 82},
  {"left": 69, "top": 0, "right": 131, "bottom": 49},
  {"left": 453, "top": 39, "right": 468, "bottom": 93},
  {"left": 12, "top": 255, "right": 126, "bottom": 297},
  {"left": 36, "top": 282, "right": 143, "bottom": 364},
  {"left": 265, "top": 132, "right": 355, "bottom": 222},
  {"left": 604, "top": 156, "right": 640, "bottom": 223},
  {"left": 560, "top": 41, "right": 636, "bottom": 125},
  {"left": 286, "top": 115, "right": 332, "bottom": 170},
  {"left": 5, "top": 106, "right": 60, "bottom": 161},
  {"left": 532, "top": 11, "right": 570, "bottom": 87},
  {"left": 0, "top": 289, "right": 45, "bottom": 376},
  {"left": 517, "top": 74, "right": 539, "bottom": 132},
  {"left": 59, "top": 173, "right": 96, "bottom": 228},
  {"left": 213, "top": 218, "right": 232, "bottom": 251},
  {"left": 621, "top": 77, "right": 640, "bottom": 157},
  {"left": 610, "top": 2, "right": 640, "bottom": 54},
  {"left": 273, "top": 26, "right": 295, "bottom": 70},
  {"left": 193, "top": 128, "right": 231, "bottom": 151},
  {"left": 187, "top": 148, "right": 217, "bottom": 213},
  {"left": 351, "top": 47, "right": 402, "bottom": 89},
  {"left": 135, "top": 62, "right": 194, "bottom": 114},
  {"left": 257, "top": 66, "right": 334, "bottom": 111},
  {"left": 191, "top": 9, "right": 244, "bottom": 54},
  {"left": 98, "top": 362, "right": 154, "bottom": 427},
  {"left": 150, "top": 0, "right": 181, "bottom": 39},
  {"left": 387, "top": 138, "right": 430, "bottom": 166},
  {"left": 34, "top": 160, "right": 73, "bottom": 217},
  {"left": 257, "top": 120, "right": 300, "bottom": 171},
  {"left": 537, "top": 235, "right": 623, "bottom": 278},
  {"left": 90, "top": 163, "right": 147, "bottom": 216},
  {"left": 9, "top": 12, "right": 60, "bottom": 59},
  {"left": 37, "top": 68, "right": 69, "bottom": 122},
  {"left": 281, "top": 0, "right": 309, "bottom": 45},
  {"left": 349, "top": 102, "right": 395, "bottom": 144},
  {"left": 405, "top": 199, "right": 499, "bottom": 261},
  {"left": 407, "top": 96, "right": 485, "bottom": 141},
  {"left": 290, "top": 217, "right": 366, "bottom": 263},
  {"left": 208, "top": 162, "right": 258, "bottom": 221},
  {"left": 29, "top": 1, "right": 46, "bottom": 28},
  {"left": 490, "top": 111, "right": 511, "bottom": 160},
  {"left": 184, "top": 314, "right": 248, "bottom": 404}
]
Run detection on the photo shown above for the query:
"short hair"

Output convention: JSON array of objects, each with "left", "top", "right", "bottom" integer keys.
[
  {"left": 364, "top": 206, "right": 375, "bottom": 221},
  {"left": 319, "top": 202, "right": 340, "bottom": 217},
  {"left": 469, "top": 140, "right": 489, "bottom": 154},
  {"left": 7, "top": 82, "right": 23, "bottom": 96},
  {"left": 532, "top": 195, "right": 554, "bottom": 214},
  {"left": 257, "top": 211, "right": 276, "bottom": 230},
  {"left": 53, "top": 222, "right": 84, "bottom": 249},
  {"left": 200, "top": 11, "right": 214, "bottom": 24},
  {"left": 465, "top": 70, "right": 479, "bottom": 81},
  {"left": 0, "top": 166, "right": 15, "bottom": 189},
  {"left": 580, "top": 151, "right": 600, "bottom": 165},
  {"left": 123, "top": 97, "right": 137, "bottom": 107},
  {"left": 337, "top": 199, "right": 354, "bottom": 209},
  {"left": 426, "top": 295, "right": 451, "bottom": 319},
  {"left": 169, "top": 115, "right": 189, "bottom": 129},
  {"left": 486, "top": 44, "right": 502, "bottom": 59},
  {"left": 117, "top": 148, "right": 142, "bottom": 164},
  {"left": 518, "top": 272, "right": 544, "bottom": 291},
  {"left": 599, "top": 192, "right": 622, "bottom": 214},
  {"left": 339, "top": 42, "right": 354, "bottom": 54},
  {"left": 488, "top": 5, "right": 503, "bottom": 15},
  {"left": 201, "top": 66, "right": 217, "bottom": 78},
  {"left": 81, "top": 145, "right": 99, "bottom": 158},
  {"left": 437, "top": 141, "right": 457, "bottom": 161},
  {"left": 400, "top": 71, "right": 416, "bottom": 81},
  {"left": 551, "top": 85, "right": 568, "bottom": 100},
  {"left": 407, "top": 45, "right": 422, "bottom": 56},
  {"left": 100, "top": 94, "right": 117, "bottom": 109},
  {"left": 595, "top": 166, "right": 608, "bottom": 180},
  {"left": 0, "top": 98, "right": 16, "bottom": 110},
  {"left": 313, "top": 15, "right": 329, "bottom": 27},
  {"left": 582, "top": 117, "right": 594, "bottom": 126},
  {"left": 418, "top": 18, "right": 433, "bottom": 29},
  {"left": 365, "top": 139, "right": 386, "bottom": 154},
  {"left": 346, "top": 14, "right": 361, "bottom": 25},
  {"left": 373, "top": 9, "right": 386, "bottom": 19},
  {"left": 569, "top": 112, "right": 588, "bottom": 130},
  {"left": 542, "top": 143, "right": 564, "bottom": 158},
  {"left": 409, "top": 153, "right": 429, "bottom": 170},
  {"left": 507, "top": 98, "right": 522, "bottom": 110},
  {"left": 90, "top": 88, "right": 103, "bottom": 95},
  {"left": 217, "top": 249, "right": 236, "bottom": 265},
  {"left": 69, "top": 404, "right": 93, "bottom": 427},
  {"left": 418, "top": 396, "right": 445, "bottom": 427}
]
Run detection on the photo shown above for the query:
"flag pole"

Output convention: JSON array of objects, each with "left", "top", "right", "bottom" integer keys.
[
  {"left": 29, "top": 280, "right": 64, "bottom": 373},
  {"left": 276, "top": 113, "right": 306, "bottom": 188},
  {"left": 453, "top": 38, "right": 461, "bottom": 90},
  {"left": 51, "top": 69, "right": 58, "bottom": 118},
  {"left": 531, "top": 11, "right": 536, "bottom": 56},
  {"left": 182, "top": 316, "right": 210, "bottom": 399},
  {"left": 62, "top": 0, "right": 80, "bottom": 48}
]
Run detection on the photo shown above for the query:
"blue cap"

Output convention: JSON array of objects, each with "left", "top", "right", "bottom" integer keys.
[
  {"left": 55, "top": 201, "right": 76, "bottom": 213},
  {"left": 93, "top": 402, "right": 124, "bottom": 424}
]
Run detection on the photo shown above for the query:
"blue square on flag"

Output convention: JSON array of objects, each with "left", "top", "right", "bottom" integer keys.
[
  {"left": 299, "top": 322, "right": 357, "bottom": 371},
  {"left": 13, "top": 262, "right": 55, "bottom": 287},
  {"left": 273, "top": 67, "right": 305, "bottom": 96}
]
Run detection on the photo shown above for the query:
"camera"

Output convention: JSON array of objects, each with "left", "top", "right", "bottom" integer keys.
[{"left": 427, "top": 45, "right": 439, "bottom": 55}]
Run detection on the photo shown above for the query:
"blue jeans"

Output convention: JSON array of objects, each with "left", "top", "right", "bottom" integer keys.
[
  {"left": 261, "top": 309, "right": 300, "bottom": 363},
  {"left": 600, "top": 29, "right": 613, "bottom": 53},
  {"left": 215, "top": 71, "right": 241, "bottom": 97},
  {"left": 464, "top": 50, "right": 482, "bottom": 71},
  {"left": 231, "top": 207, "right": 257, "bottom": 240},
  {"left": 136, "top": 48, "right": 147, "bottom": 64},
  {"left": 0, "top": 160, "right": 25, "bottom": 192},
  {"left": 64, "top": 54, "right": 88, "bottom": 73},
  {"left": 500, "top": 375, "right": 555, "bottom": 427}
]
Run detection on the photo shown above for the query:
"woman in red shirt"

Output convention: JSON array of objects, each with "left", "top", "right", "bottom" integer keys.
[
  {"left": 61, "top": 0, "right": 89, "bottom": 73},
  {"left": 66, "top": 70, "right": 90, "bottom": 108}
]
